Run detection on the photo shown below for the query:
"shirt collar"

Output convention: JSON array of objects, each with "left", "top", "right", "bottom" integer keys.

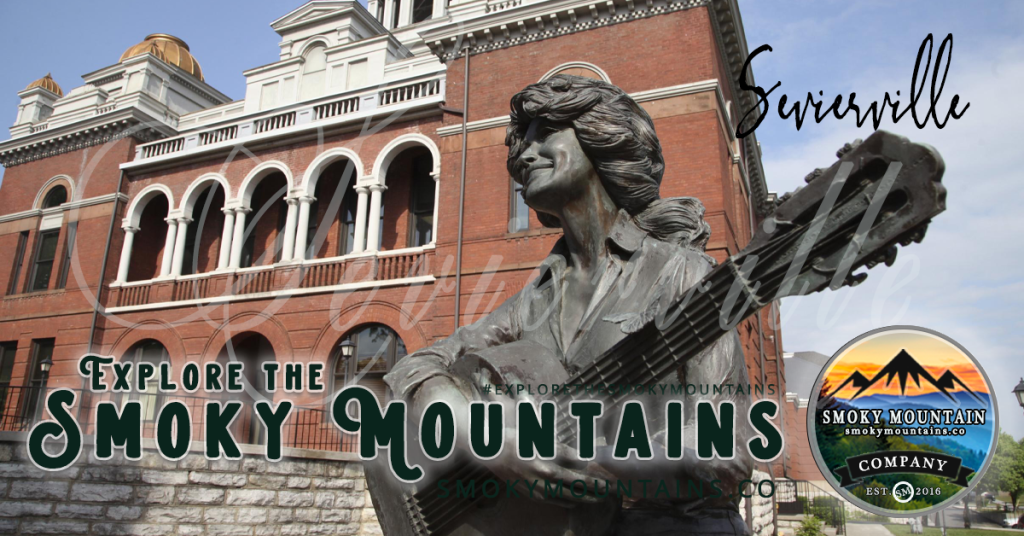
[{"left": 535, "top": 209, "right": 645, "bottom": 285}]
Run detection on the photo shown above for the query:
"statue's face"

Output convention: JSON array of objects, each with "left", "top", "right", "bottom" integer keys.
[{"left": 516, "top": 117, "right": 598, "bottom": 215}]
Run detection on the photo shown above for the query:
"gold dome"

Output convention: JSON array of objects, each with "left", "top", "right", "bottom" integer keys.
[
  {"left": 120, "top": 33, "right": 204, "bottom": 81},
  {"left": 25, "top": 73, "right": 63, "bottom": 97}
]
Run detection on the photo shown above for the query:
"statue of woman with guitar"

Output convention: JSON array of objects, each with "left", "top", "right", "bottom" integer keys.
[{"left": 368, "top": 74, "right": 947, "bottom": 536}]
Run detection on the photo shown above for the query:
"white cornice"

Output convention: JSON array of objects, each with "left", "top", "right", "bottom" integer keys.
[
  {"left": 0, "top": 193, "right": 128, "bottom": 224},
  {"left": 436, "top": 79, "right": 725, "bottom": 137},
  {"left": 0, "top": 110, "right": 170, "bottom": 168},
  {"left": 420, "top": 0, "right": 707, "bottom": 61}
]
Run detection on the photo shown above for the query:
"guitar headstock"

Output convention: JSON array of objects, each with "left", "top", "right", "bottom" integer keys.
[{"left": 744, "top": 130, "right": 946, "bottom": 301}]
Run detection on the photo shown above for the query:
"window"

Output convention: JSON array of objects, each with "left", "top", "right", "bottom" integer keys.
[
  {"left": 299, "top": 45, "right": 327, "bottom": 101},
  {"left": 509, "top": 178, "right": 529, "bottom": 233},
  {"left": 0, "top": 342, "right": 16, "bottom": 424},
  {"left": 7, "top": 231, "right": 28, "bottom": 295},
  {"left": 42, "top": 186, "right": 67, "bottom": 209},
  {"left": 28, "top": 230, "right": 60, "bottom": 292},
  {"left": 122, "top": 340, "right": 168, "bottom": 422},
  {"left": 22, "top": 339, "right": 54, "bottom": 422},
  {"left": 408, "top": 155, "right": 435, "bottom": 247},
  {"left": 56, "top": 222, "right": 77, "bottom": 289},
  {"left": 338, "top": 189, "right": 358, "bottom": 256},
  {"left": 391, "top": 0, "right": 401, "bottom": 29},
  {"left": 412, "top": 0, "right": 432, "bottom": 23},
  {"left": 332, "top": 324, "right": 407, "bottom": 403}
]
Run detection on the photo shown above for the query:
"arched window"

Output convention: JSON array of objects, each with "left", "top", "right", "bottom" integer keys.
[
  {"left": 41, "top": 186, "right": 67, "bottom": 209},
  {"left": 408, "top": 154, "right": 435, "bottom": 246},
  {"left": 332, "top": 324, "right": 407, "bottom": 403},
  {"left": 122, "top": 340, "right": 169, "bottom": 422},
  {"left": 299, "top": 44, "right": 328, "bottom": 101}
]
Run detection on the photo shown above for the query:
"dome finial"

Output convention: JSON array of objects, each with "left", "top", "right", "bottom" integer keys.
[
  {"left": 25, "top": 73, "right": 63, "bottom": 97},
  {"left": 119, "top": 33, "right": 203, "bottom": 81}
]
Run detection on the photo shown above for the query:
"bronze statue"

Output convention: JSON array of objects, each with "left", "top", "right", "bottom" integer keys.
[{"left": 367, "top": 74, "right": 947, "bottom": 536}]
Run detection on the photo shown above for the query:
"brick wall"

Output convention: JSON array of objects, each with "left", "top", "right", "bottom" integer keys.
[{"left": 0, "top": 437, "right": 381, "bottom": 536}]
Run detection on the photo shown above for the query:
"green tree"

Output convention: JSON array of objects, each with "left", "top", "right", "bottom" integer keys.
[
  {"left": 1007, "top": 437, "right": 1024, "bottom": 512},
  {"left": 982, "top": 431, "right": 1024, "bottom": 512}
]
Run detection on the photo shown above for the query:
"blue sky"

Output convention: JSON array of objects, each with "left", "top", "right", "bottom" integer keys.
[{"left": 0, "top": 1, "right": 1021, "bottom": 439}]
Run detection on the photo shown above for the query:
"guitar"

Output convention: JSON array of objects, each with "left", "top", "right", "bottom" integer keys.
[{"left": 364, "top": 130, "right": 946, "bottom": 536}]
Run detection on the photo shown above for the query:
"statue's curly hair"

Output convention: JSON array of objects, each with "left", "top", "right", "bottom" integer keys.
[{"left": 505, "top": 74, "right": 712, "bottom": 254}]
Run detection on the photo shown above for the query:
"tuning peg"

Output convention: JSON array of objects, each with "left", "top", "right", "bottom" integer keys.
[
  {"left": 836, "top": 139, "right": 864, "bottom": 159},
  {"left": 912, "top": 224, "right": 929, "bottom": 243},
  {"left": 804, "top": 168, "right": 824, "bottom": 184},
  {"left": 844, "top": 272, "right": 868, "bottom": 287},
  {"left": 884, "top": 245, "right": 898, "bottom": 267}
]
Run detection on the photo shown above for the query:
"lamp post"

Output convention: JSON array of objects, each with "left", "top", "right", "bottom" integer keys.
[
  {"left": 34, "top": 355, "right": 53, "bottom": 422},
  {"left": 1014, "top": 378, "right": 1024, "bottom": 413}
]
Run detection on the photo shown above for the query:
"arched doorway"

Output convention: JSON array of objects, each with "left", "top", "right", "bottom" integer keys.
[
  {"left": 216, "top": 333, "right": 277, "bottom": 444},
  {"left": 128, "top": 194, "right": 170, "bottom": 282},
  {"left": 381, "top": 147, "right": 434, "bottom": 250},
  {"left": 306, "top": 159, "right": 360, "bottom": 259},
  {"left": 241, "top": 172, "right": 289, "bottom": 268},
  {"left": 331, "top": 324, "right": 407, "bottom": 404},
  {"left": 181, "top": 182, "right": 227, "bottom": 276}
]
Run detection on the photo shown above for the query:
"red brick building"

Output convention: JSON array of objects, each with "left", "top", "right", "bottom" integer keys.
[{"left": 0, "top": 0, "right": 791, "bottom": 476}]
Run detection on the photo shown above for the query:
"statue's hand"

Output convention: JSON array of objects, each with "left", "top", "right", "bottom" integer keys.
[{"left": 488, "top": 435, "right": 614, "bottom": 506}]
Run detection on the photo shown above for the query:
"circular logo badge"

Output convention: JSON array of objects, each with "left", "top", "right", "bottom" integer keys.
[{"left": 808, "top": 326, "right": 998, "bottom": 517}]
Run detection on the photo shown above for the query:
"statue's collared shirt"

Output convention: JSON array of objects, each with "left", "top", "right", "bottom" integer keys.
[{"left": 385, "top": 210, "right": 754, "bottom": 513}]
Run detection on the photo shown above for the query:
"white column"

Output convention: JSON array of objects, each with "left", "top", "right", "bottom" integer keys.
[
  {"left": 365, "top": 184, "right": 386, "bottom": 253},
  {"left": 352, "top": 186, "right": 369, "bottom": 253},
  {"left": 431, "top": 0, "right": 445, "bottom": 20},
  {"left": 229, "top": 208, "right": 251, "bottom": 269},
  {"left": 170, "top": 217, "right": 192, "bottom": 277},
  {"left": 217, "top": 208, "right": 235, "bottom": 270},
  {"left": 382, "top": 0, "right": 395, "bottom": 29},
  {"left": 281, "top": 197, "right": 299, "bottom": 262},
  {"left": 159, "top": 218, "right": 178, "bottom": 277},
  {"left": 116, "top": 226, "right": 139, "bottom": 283},
  {"left": 398, "top": 0, "right": 411, "bottom": 27},
  {"left": 292, "top": 196, "right": 316, "bottom": 262},
  {"left": 430, "top": 172, "right": 440, "bottom": 245}
]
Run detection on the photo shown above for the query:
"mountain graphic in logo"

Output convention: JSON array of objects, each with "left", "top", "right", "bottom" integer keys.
[{"left": 827, "top": 349, "right": 984, "bottom": 403}]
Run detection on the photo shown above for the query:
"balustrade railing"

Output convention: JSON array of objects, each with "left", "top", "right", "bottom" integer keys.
[
  {"left": 141, "top": 137, "right": 185, "bottom": 158},
  {"left": 314, "top": 96, "right": 360, "bottom": 121},
  {"left": 133, "top": 74, "right": 444, "bottom": 162},
  {"left": 376, "top": 250, "right": 431, "bottom": 281},
  {"left": 172, "top": 277, "right": 213, "bottom": 301},
  {"left": 235, "top": 268, "right": 275, "bottom": 295},
  {"left": 198, "top": 124, "right": 238, "bottom": 146},
  {"left": 378, "top": 78, "right": 442, "bottom": 106},
  {"left": 117, "top": 283, "right": 151, "bottom": 307},
  {"left": 112, "top": 249, "right": 434, "bottom": 309},
  {"left": 253, "top": 111, "right": 296, "bottom": 134}
]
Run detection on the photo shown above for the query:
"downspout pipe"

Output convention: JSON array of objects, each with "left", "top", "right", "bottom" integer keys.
[
  {"left": 453, "top": 46, "right": 470, "bottom": 330},
  {"left": 87, "top": 169, "right": 126, "bottom": 355}
]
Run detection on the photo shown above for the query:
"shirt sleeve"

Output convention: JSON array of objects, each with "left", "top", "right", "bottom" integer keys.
[{"left": 384, "top": 288, "right": 524, "bottom": 400}]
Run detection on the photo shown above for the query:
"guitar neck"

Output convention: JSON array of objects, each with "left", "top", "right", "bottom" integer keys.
[{"left": 553, "top": 258, "right": 765, "bottom": 442}]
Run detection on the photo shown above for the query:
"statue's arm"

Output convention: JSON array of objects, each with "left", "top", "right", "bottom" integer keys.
[{"left": 384, "top": 291, "right": 523, "bottom": 400}]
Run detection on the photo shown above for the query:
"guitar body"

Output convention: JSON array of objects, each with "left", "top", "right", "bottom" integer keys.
[{"left": 366, "top": 341, "right": 619, "bottom": 536}]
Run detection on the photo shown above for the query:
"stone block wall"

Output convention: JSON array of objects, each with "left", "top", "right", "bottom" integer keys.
[
  {"left": 739, "top": 469, "right": 776, "bottom": 536},
  {"left": 0, "top": 437, "right": 381, "bottom": 536}
]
